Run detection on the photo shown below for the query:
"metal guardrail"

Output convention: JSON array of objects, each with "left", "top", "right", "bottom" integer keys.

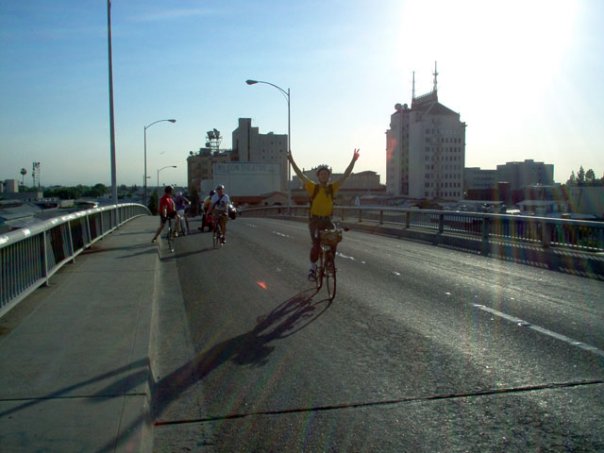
[
  {"left": 0, "top": 203, "right": 150, "bottom": 318},
  {"left": 242, "top": 205, "right": 604, "bottom": 277}
]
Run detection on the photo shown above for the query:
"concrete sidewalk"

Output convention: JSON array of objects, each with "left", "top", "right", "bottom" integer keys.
[{"left": 0, "top": 215, "right": 161, "bottom": 452}]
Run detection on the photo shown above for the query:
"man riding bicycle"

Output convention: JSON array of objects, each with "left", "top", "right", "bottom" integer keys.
[
  {"left": 210, "top": 184, "right": 231, "bottom": 244},
  {"left": 287, "top": 149, "right": 360, "bottom": 280},
  {"left": 151, "top": 185, "right": 178, "bottom": 243}
]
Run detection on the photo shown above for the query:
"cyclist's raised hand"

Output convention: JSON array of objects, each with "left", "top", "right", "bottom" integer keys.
[{"left": 353, "top": 148, "right": 360, "bottom": 161}]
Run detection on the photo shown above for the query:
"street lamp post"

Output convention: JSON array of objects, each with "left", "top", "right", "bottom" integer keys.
[
  {"left": 144, "top": 119, "right": 176, "bottom": 205},
  {"left": 157, "top": 165, "right": 177, "bottom": 190},
  {"left": 246, "top": 79, "right": 291, "bottom": 212},
  {"left": 107, "top": 0, "right": 118, "bottom": 212}
]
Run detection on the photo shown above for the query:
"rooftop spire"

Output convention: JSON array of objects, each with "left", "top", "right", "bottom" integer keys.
[
  {"left": 412, "top": 71, "right": 416, "bottom": 100},
  {"left": 433, "top": 61, "right": 438, "bottom": 93}
]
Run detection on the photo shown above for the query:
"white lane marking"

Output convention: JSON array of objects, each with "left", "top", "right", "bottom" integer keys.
[
  {"left": 336, "top": 252, "right": 355, "bottom": 261},
  {"left": 272, "top": 231, "right": 292, "bottom": 238},
  {"left": 473, "top": 304, "right": 604, "bottom": 358}
]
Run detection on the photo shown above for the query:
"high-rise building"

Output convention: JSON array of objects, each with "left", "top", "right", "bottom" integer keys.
[{"left": 386, "top": 67, "right": 466, "bottom": 200}]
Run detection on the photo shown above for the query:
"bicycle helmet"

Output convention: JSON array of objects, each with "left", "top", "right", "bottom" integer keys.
[
  {"left": 216, "top": 184, "right": 225, "bottom": 191},
  {"left": 315, "top": 165, "right": 332, "bottom": 176},
  {"left": 209, "top": 190, "right": 215, "bottom": 196},
  {"left": 164, "top": 185, "right": 173, "bottom": 194}
]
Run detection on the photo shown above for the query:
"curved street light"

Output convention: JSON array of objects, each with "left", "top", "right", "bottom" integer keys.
[
  {"left": 246, "top": 79, "right": 291, "bottom": 212},
  {"left": 144, "top": 119, "right": 176, "bottom": 205},
  {"left": 157, "top": 165, "right": 177, "bottom": 190}
]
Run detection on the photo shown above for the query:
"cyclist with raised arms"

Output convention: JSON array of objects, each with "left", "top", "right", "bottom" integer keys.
[{"left": 287, "top": 148, "right": 360, "bottom": 280}]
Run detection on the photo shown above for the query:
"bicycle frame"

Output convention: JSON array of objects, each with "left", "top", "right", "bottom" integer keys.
[
  {"left": 314, "top": 229, "right": 340, "bottom": 300},
  {"left": 165, "top": 217, "right": 175, "bottom": 253},
  {"left": 212, "top": 213, "right": 226, "bottom": 248}
]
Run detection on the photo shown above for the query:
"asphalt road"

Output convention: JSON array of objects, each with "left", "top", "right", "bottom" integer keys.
[{"left": 151, "top": 217, "right": 604, "bottom": 452}]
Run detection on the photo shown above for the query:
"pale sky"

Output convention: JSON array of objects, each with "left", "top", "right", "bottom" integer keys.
[{"left": 1, "top": 0, "right": 603, "bottom": 188}]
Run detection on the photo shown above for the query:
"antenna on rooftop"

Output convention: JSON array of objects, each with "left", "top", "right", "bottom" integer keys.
[
  {"left": 32, "top": 162, "right": 40, "bottom": 188},
  {"left": 433, "top": 61, "right": 439, "bottom": 94},
  {"left": 412, "top": 71, "right": 416, "bottom": 100}
]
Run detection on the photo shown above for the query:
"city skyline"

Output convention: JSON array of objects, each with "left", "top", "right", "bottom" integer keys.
[{"left": 1, "top": 0, "right": 603, "bottom": 188}]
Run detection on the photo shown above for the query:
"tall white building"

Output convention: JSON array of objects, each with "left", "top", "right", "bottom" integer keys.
[{"left": 386, "top": 69, "right": 466, "bottom": 200}]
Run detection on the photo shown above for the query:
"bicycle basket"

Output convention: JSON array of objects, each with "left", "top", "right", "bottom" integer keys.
[{"left": 320, "top": 229, "right": 342, "bottom": 246}]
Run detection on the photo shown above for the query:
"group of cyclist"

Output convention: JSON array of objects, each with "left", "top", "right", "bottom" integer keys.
[
  {"left": 151, "top": 184, "right": 232, "bottom": 244},
  {"left": 151, "top": 147, "right": 360, "bottom": 281}
]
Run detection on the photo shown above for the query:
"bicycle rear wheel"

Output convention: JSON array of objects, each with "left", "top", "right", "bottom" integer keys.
[
  {"left": 324, "top": 251, "right": 336, "bottom": 300},
  {"left": 213, "top": 223, "right": 221, "bottom": 248}
]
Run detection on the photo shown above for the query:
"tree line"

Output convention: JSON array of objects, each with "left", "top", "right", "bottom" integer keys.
[
  {"left": 15, "top": 184, "right": 139, "bottom": 200},
  {"left": 567, "top": 167, "right": 603, "bottom": 186}
]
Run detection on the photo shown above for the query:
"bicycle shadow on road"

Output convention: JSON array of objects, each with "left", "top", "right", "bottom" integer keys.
[
  {"left": 50, "top": 289, "right": 333, "bottom": 452},
  {"left": 152, "top": 289, "right": 331, "bottom": 415},
  {"left": 0, "top": 284, "right": 335, "bottom": 452}
]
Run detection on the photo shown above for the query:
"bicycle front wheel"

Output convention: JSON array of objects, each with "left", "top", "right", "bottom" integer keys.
[
  {"left": 166, "top": 221, "right": 174, "bottom": 252},
  {"left": 325, "top": 253, "right": 336, "bottom": 300}
]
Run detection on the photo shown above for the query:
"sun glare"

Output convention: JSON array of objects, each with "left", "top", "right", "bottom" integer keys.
[{"left": 398, "top": 0, "right": 577, "bottom": 87}]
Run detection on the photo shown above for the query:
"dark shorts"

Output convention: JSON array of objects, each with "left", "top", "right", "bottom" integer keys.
[
  {"left": 160, "top": 211, "right": 177, "bottom": 224},
  {"left": 309, "top": 216, "right": 335, "bottom": 241}
]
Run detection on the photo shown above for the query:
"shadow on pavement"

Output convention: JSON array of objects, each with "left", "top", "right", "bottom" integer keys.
[
  {"left": 152, "top": 288, "right": 329, "bottom": 416},
  {"left": 59, "top": 288, "right": 332, "bottom": 452}
]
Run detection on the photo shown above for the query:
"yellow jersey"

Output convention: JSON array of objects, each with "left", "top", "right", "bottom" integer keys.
[{"left": 305, "top": 180, "right": 342, "bottom": 217}]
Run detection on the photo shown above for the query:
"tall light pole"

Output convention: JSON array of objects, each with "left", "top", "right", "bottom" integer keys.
[
  {"left": 246, "top": 79, "right": 291, "bottom": 212},
  {"left": 107, "top": 0, "right": 118, "bottom": 211},
  {"left": 144, "top": 119, "right": 176, "bottom": 205},
  {"left": 157, "top": 165, "right": 177, "bottom": 190}
]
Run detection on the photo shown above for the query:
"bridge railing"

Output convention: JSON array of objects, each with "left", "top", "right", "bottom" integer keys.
[
  {"left": 242, "top": 205, "right": 604, "bottom": 277},
  {"left": 0, "top": 203, "right": 150, "bottom": 317}
]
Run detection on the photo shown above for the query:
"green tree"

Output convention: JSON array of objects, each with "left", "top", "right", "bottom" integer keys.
[
  {"left": 148, "top": 190, "right": 158, "bottom": 215},
  {"left": 83, "top": 183, "right": 108, "bottom": 198},
  {"left": 585, "top": 169, "right": 595, "bottom": 185},
  {"left": 577, "top": 166, "right": 585, "bottom": 185}
]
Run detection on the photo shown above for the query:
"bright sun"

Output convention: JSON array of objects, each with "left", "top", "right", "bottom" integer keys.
[{"left": 398, "top": 0, "right": 578, "bottom": 94}]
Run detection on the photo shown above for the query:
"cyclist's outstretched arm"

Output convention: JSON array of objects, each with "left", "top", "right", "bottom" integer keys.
[
  {"left": 287, "top": 151, "right": 312, "bottom": 185},
  {"left": 334, "top": 148, "right": 360, "bottom": 186}
]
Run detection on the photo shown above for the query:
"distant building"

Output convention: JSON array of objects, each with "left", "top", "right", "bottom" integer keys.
[
  {"left": 187, "top": 148, "right": 232, "bottom": 195},
  {"left": 464, "top": 160, "right": 556, "bottom": 204},
  {"left": 232, "top": 118, "right": 288, "bottom": 191},
  {"left": 212, "top": 162, "right": 282, "bottom": 198},
  {"left": 1, "top": 179, "right": 19, "bottom": 193},
  {"left": 496, "top": 159, "right": 554, "bottom": 191},
  {"left": 464, "top": 167, "right": 498, "bottom": 191},
  {"left": 563, "top": 185, "right": 603, "bottom": 218},
  {"left": 386, "top": 66, "right": 466, "bottom": 200},
  {"left": 292, "top": 169, "right": 382, "bottom": 191},
  {"left": 290, "top": 169, "right": 385, "bottom": 205},
  {"left": 187, "top": 118, "right": 289, "bottom": 196}
]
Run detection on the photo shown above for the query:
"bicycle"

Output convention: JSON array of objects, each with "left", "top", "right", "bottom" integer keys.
[
  {"left": 165, "top": 217, "right": 175, "bottom": 253},
  {"left": 314, "top": 228, "right": 342, "bottom": 301},
  {"left": 212, "top": 212, "right": 226, "bottom": 248}
]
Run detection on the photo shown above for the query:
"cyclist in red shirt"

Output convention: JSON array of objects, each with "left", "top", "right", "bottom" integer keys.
[{"left": 151, "top": 185, "right": 178, "bottom": 243}]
